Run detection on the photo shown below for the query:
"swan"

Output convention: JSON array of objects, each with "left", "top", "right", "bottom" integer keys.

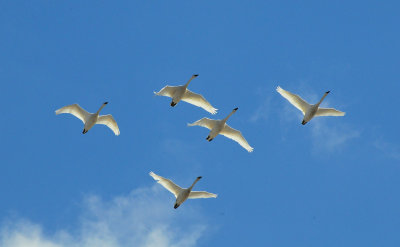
[
  {"left": 55, "top": 102, "right": 120, "bottom": 135},
  {"left": 276, "top": 86, "right": 345, "bottom": 125},
  {"left": 154, "top": 74, "right": 218, "bottom": 114},
  {"left": 149, "top": 171, "right": 217, "bottom": 209},
  {"left": 188, "top": 108, "right": 254, "bottom": 152}
]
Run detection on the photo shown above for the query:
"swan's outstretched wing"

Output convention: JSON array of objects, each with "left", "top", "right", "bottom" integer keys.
[
  {"left": 154, "top": 85, "right": 180, "bottom": 98},
  {"left": 188, "top": 191, "right": 218, "bottom": 199},
  {"left": 315, "top": 108, "right": 346, "bottom": 117},
  {"left": 181, "top": 90, "right": 217, "bottom": 114},
  {"left": 276, "top": 86, "right": 310, "bottom": 114},
  {"left": 220, "top": 124, "right": 254, "bottom": 152},
  {"left": 97, "top": 115, "right": 120, "bottom": 135},
  {"left": 55, "top": 104, "right": 90, "bottom": 123},
  {"left": 187, "top": 118, "right": 217, "bottom": 130},
  {"left": 149, "top": 172, "right": 182, "bottom": 198}
]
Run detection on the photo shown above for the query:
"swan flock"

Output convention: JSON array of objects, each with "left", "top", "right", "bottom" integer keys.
[{"left": 55, "top": 75, "right": 346, "bottom": 208}]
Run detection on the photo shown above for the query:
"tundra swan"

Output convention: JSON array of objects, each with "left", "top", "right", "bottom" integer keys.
[
  {"left": 55, "top": 102, "right": 120, "bottom": 135},
  {"left": 276, "top": 86, "right": 345, "bottom": 125},
  {"left": 149, "top": 171, "right": 217, "bottom": 209},
  {"left": 154, "top": 74, "right": 218, "bottom": 114},
  {"left": 188, "top": 108, "right": 254, "bottom": 152}
]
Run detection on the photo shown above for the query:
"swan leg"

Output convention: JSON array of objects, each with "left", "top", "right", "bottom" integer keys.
[
  {"left": 170, "top": 101, "right": 177, "bottom": 107},
  {"left": 209, "top": 138, "right": 213, "bottom": 142},
  {"left": 301, "top": 120, "right": 307, "bottom": 125},
  {"left": 206, "top": 136, "right": 210, "bottom": 140},
  {"left": 82, "top": 129, "right": 87, "bottom": 134},
  {"left": 174, "top": 203, "right": 180, "bottom": 209}
]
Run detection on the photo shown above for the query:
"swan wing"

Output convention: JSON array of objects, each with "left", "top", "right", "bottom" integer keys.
[
  {"left": 315, "top": 107, "right": 345, "bottom": 117},
  {"left": 55, "top": 104, "right": 90, "bottom": 123},
  {"left": 220, "top": 124, "right": 254, "bottom": 152},
  {"left": 188, "top": 191, "right": 218, "bottom": 199},
  {"left": 276, "top": 86, "right": 310, "bottom": 114},
  {"left": 149, "top": 172, "right": 182, "bottom": 198},
  {"left": 97, "top": 115, "right": 120, "bottom": 135},
  {"left": 181, "top": 90, "right": 217, "bottom": 114},
  {"left": 187, "top": 118, "right": 217, "bottom": 130},
  {"left": 154, "top": 85, "right": 180, "bottom": 98}
]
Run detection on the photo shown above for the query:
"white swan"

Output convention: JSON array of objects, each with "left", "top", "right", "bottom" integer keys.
[
  {"left": 276, "top": 86, "right": 345, "bottom": 125},
  {"left": 154, "top": 74, "right": 218, "bottom": 114},
  {"left": 188, "top": 108, "right": 254, "bottom": 152},
  {"left": 55, "top": 102, "right": 120, "bottom": 135},
  {"left": 149, "top": 171, "right": 217, "bottom": 209}
]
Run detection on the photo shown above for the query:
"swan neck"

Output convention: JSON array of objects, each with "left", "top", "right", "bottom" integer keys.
[
  {"left": 184, "top": 76, "right": 196, "bottom": 88},
  {"left": 189, "top": 178, "right": 200, "bottom": 190},
  {"left": 223, "top": 110, "right": 236, "bottom": 122},
  {"left": 96, "top": 104, "right": 107, "bottom": 114},
  {"left": 317, "top": 93, "right": 328, "bottom": 105}
]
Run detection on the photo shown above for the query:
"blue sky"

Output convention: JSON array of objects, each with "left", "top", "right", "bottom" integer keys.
[{"left": 0, "top": 1, "right": 400, "bottom": 246}]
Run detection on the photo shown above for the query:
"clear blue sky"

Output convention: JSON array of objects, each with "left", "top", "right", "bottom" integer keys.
[{"left": 1, "top": 1, "right": 399, "bottom": 246}]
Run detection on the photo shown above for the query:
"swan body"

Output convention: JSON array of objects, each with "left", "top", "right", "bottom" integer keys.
[
  {"left": 55, "top": 102, "right": 120, "bottom": 135},
  {"left": 149, "top": 171, "right": 217, "bottom": 209},
  {"left": 154, "top": 74, "right": 218, "bottom": 114},
  {"left": 188, "top": 108, "right": 254, "bottom": 152},
  {"left": 276, "top": 86, "right": 345, "bottom": 125}
]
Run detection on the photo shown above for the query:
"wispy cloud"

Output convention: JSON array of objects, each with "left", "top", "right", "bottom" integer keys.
[
  {"left": 248, "top": 86, "right": 278, "bottom": 123},
  {"left": 310, "top": 120, "right": 360, "bottom": 153},
  {"left": 373, "top": 139, "right": 400, "bottom": 161},
  {"left": 250, "top": 96, "right": 272, "bottom": 123},
  {"left": 0, "top": 186, "right": 209, "bottom": 247}
]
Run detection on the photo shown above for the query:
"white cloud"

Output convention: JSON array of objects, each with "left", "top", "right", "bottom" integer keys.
[
  {"left": 0, "top": 186, "right": 209, "bottom": 247},
  {"left": 374, "top": 139, "right": 400, "bottom": 161},
  {"left": 250, "top": 96, "right": 272, "bottom": 123},
  {"left": 310, "top": 119, "right": 360, "bottom": 153}
]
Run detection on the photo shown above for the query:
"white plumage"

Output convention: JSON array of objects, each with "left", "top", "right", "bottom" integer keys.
[
  {"left": 188, "top": 108, "right": 254, "bottom": 152},
  {"left": 276, "top": 86, "right": 345, "bottom": 125},
  {"left": 55, "top": 102, "right": 120, "bottom": 135},
  {"left": 154, "top": 74, "right": 217, "bottom": 114},
  {"left": 149, "top": 171, "right": 217, "bottom": 209}
]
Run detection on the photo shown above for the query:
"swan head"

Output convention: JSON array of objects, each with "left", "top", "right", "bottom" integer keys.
[
  {"left": 233, "top": 107, "right": 238, "bottom": 111},
  {"left": 325, "top": 91, "right": 330, "bottom": 94},
  {"left": 193, "top": 74, "right": 199, "bottom": 77},
  {"left": 197, "top": 176, "right": 202, "bottom": 180},
  {"left": 103, "top": 102, "right": 108, "bottom": 105}
]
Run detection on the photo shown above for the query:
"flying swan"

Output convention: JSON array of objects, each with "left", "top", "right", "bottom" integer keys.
[
  {"left": 188, "top": 108, "right": 254, "bottom": 152},
  {"left": 55, "top": 102, "right": 120, "bottom": 135},
  {"left": 154, "top": 74, "right": 218, "bottom": 114},
  {"left": 276, "top": 86, "right": 345, "bottom": 125},
  {"left": 149, "top": 171, "right": 217, "bottom": 209}
]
